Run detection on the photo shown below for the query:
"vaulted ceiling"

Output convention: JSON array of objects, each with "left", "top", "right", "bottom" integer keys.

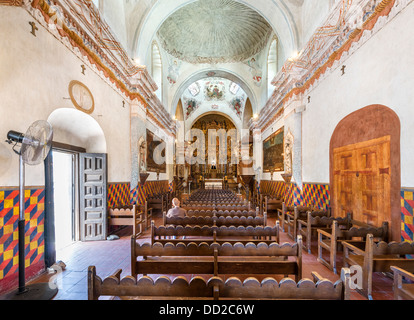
[
  {"left": 156, "top": 0, "right": 273, "bottom": 64},
  {"left": 102, "top": 0, "right": 334, "bottom": 115}
]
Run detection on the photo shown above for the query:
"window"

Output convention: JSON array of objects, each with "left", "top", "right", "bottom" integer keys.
[
  {"left": 267, "top": 38, "right": 278, "bottom": 99},
  {"left": 152, "top": 42, "right": 162, "bottom": 101},
  {"left": 188, "top": 82, "right": 200, "bottom": 96},
  {"left": 229, "top": 82, "right": 240, "bottom": 95}
]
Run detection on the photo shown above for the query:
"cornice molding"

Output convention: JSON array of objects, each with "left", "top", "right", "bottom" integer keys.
[
  {"left": 254, "top": 0, "right": 405, "bottom": 133},
  {"left": 15, "top": 0, "right": 176, "bottom": 137}
]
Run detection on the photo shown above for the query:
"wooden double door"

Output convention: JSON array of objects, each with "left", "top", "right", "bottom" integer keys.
[{"left": 332, "top": 136, "right": 391, "bottom": 227}]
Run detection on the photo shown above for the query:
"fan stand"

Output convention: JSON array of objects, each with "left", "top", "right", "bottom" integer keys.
[{"left": 1, "top": 155, "right": 58, "bottom": 300}]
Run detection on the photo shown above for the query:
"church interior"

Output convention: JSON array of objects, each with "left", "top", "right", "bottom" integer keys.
[{"left": 1, "top": 0, "right": 414, "bottom": 303}]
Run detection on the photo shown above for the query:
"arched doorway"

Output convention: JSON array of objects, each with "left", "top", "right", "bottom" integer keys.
[
  {"left": 330, "top": 105, "right": 401, "bottom": 241},
  {"left": 46, "top": 109, "right": 107, "bottom": 263}
]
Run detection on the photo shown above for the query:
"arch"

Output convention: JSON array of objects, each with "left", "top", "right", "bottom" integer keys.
[
  {"left": 170, "top": 69, "right": 257, "bottom": 117},
  {"left": 330, "top": 104, "right": 401, "bottom": 242},
  {"left": 47, "top": 108, "right": 106, "bottom": 153},
  {"left": 190, "top": 111, "right": 238, "bottom": 132}
]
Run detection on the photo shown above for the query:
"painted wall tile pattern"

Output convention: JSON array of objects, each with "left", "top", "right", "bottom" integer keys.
[
  {"left": 401, "top": 190, "right": 414, "bottom": 243},
  {"left": 0, "top": 188, "right": 45, "bottom": 285},
  {"left": 107, "top": 182, "right": 130, "bottom": 208}
]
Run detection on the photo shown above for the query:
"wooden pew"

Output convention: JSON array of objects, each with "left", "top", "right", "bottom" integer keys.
[
  {"left": 147, "top": 193, "right": 167, "bottom": 213},
  {"left": 297, "top": 208, "right": 334, "bottom": 253},
  {"left": 137, "top": 201, "right": 153, "bottom": 231},
  {"left": 108, "top": 205, "right": 144, "bottom": 237},
  {"left": 277, "top": 204, "right": 313, "bottom": 239},
  {"left": 131, "top": 237, "right": 303, "bottom": 281},
  {"left": 391, "top": 266, "right": 414, "bottom": 300},
  {"left": 163, "top": 212, "right": 267, "bottom": 228},
  {"left": 317, "top": 218, "right": 388, "bottom": 274},
  {"left": 88, "top": 265, "right": 352, "bottom": 300},
  {"left": 150, "top": 221, "right": 280, "bottom": 246},
  {"left": 262, "top": 195, "right": 283, "bottom": 216},
  {"left": 183, "top": 204, "right": 251, "bottom": 212},
  {"left": 342, "top": 234, "right": 414, "bottom": 300},
  {"left": 187, "top": 209, "right": 257, "bottom": 218}
]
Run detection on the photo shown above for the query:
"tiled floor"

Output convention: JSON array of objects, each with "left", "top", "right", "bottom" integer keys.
[{"left": 28, "top": 212, "right": 394, "bottom": 300}]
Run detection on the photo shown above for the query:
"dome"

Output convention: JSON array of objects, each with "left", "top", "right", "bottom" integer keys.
[{"left": 157, "top": 0, "right": 273, "bottom": 64}]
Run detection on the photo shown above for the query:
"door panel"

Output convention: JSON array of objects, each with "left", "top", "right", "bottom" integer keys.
[
  {"left": 332, "top": 136, "right": 391, "bottom": 227},
  {"left": 79, "top": 153, "right": 107, "bottom": 241}
]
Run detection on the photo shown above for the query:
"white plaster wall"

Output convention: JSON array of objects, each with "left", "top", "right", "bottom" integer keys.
[
  {"left": 301, "top": 1, "right": 414, "bottom": 187},
  {"left": 102, "top": 0, "right": 128, "bottom": 51},
  {"left": 301, "top": 0, "right": 331, "bottom": 47},
  {"left": 0, "top": 6, "right": 133, "bottom": 187}
]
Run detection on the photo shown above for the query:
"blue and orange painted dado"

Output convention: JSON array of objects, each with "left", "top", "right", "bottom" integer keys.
[{"left": 0, "top": 188, "right": 45, "bottom": 293}]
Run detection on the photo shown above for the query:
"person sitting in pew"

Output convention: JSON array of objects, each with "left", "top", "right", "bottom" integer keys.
[
  {"left": 166, "top": 198, "right": 187, "bottom": 239},
  {"left": 167, "top": 198, "right": 187, "bottom": 218}
]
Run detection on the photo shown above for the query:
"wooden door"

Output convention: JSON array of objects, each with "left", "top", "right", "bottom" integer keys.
[
  {"left": 79, "top": 153, "right": 107, "bottom": 241},
  {"left": 332, "top": 136, "right": 391, "bottom": 227}
]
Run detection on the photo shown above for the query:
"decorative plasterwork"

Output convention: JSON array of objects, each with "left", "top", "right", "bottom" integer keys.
[
  {"left": 253, "top": 0, "right": 403, "bottom": 133},
  {"left": 21, "top": 0, "right": 176, "bottom": 137},
  {"left": 0, "top": 0, "right": 22, "bottom": 5},
  {"left": 156, "top": 0, "right": 273, "bottom": 64}
]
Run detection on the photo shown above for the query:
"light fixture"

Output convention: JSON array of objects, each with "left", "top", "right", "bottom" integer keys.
[
  {"left": 288, "top": 51, "right": 300, "bottom": 61},
  {"left": 133, "top": 58, "right": 141, "bottom": 66}
]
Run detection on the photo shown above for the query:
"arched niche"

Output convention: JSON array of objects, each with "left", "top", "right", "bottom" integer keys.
[
  {"left": 330, "top": 104, "right": 401, "bottom": 242},
  {"left": 47, "top": 108, "right": 107, "bottom": 153}
]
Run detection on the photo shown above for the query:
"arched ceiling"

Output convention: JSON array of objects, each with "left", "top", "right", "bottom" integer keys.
[
  {"left": 129, "top": 0, "right": 303, "bottom": 64},
  {"left": 156, "top": 0, "right": 273, "bottom": 64}
]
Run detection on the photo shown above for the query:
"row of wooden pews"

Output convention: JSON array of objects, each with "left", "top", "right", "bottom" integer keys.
[
  {"left": 89, "top": 189, "right": 353, "bottom": 300},
  {"left": 94, "top": 189, "right": 414, "bottom": 300},
  {"left": 276, "top": 201, "right": 414, "bottom": 300},
  {"left": 107, "top": 191, "right": 173, "bottom": 237}
]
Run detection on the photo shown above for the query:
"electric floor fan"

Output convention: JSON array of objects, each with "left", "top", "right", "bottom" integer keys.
[{"left": 1, "top": 120, "right": 57, "bottom": 300}]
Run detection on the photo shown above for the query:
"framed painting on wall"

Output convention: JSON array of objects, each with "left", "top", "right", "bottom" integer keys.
[
  {"left": 146, "top": 129, "right": 167, "bottom": 173},
  {"left": 263, "top": 127, "right": 284, "bottom": 172}
]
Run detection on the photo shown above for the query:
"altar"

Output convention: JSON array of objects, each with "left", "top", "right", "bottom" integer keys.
[{"left": 204, "top": 179, "right": 223, "bottom": 189}]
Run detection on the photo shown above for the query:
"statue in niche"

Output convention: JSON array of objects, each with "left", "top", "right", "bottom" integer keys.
[
  {"left": 284, "top": 131, "right": 294, "bottom": 175},
  {"left": 178, "top": 164, "right": 185, "bottom": 178},
  {"left": 139, "top": 138, "right": 147, "bottom": 172}
]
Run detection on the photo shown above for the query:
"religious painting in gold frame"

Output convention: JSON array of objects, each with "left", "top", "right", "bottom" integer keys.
[
  {"left": 146, "top": 129, "right": 167, "bottom": 173},
  {"left": 68, "top": 80, "right": 95, "bottom": 114},
  {"left": 263, "top": 127, "right": 284, "bottom": 172}
]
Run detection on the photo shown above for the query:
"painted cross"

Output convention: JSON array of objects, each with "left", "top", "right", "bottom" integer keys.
[{"left": 29, "top": 21, "right": 38, "bottom": 37}]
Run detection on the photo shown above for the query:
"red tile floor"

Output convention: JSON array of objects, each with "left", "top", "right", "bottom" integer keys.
[{"left": 29, "top": 212, "right": 394, "bottom": 300}]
